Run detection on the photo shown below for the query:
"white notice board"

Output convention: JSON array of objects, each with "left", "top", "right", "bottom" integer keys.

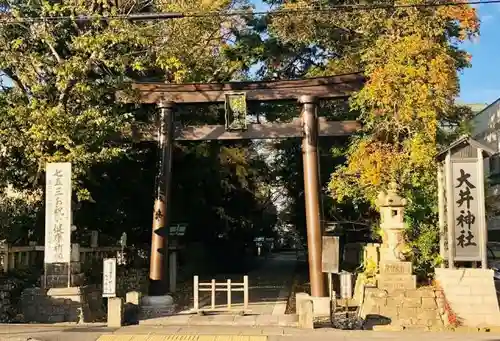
[{"left": 102, "top": 258, "right": 117, "bottom": 298}]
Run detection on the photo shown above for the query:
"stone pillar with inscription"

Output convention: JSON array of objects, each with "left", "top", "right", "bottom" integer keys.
[
  {"left": 22, "top": 162, "right": 101, "bottom": 324},
  {"left": 375, "top": 183, "right": 416, "bottom": 292},
  {"left": 44, "top": 162, "right": 77, "bottom": 289}
]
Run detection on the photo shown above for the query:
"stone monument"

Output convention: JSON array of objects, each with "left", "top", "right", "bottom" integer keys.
[
  {"left": 359, "top": 184, "right": 443, "bottom": 330},
  {"left": 21, "top": 163, "right": 103, "bottom": 323},
  {"left": 375, "top": 183, "right": 416, "bottom": 291}
]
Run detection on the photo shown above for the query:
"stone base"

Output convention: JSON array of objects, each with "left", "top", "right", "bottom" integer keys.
[
  {"left": 377, "top": 274, "right": 416, "bottom": 291},
  {"left": 45, "top": 273, "right": 85, "bottom": 288},
  {"left": 376, "top": 261, "right": 416, "bottom": 292},
  {"left": 296, "top": 293, "right": 332, "bottom": 317},
  {"left": 140, "top": 295, "right": 175, "bottom": 320},
  {"left": 43, "top": 262, "right": 84, "bottom": 288},
  {"left": 107, "top": 297, "right": 123, "bottom": 328},
  {"left": 359, "top": 287, "right": 443, "bottom": 330},
  {"left": 436, "top": 268, "right": 500, "bottom": 327},
  {"left": 47, "top": 286, "right": 83, "bottom": 302},
  {"left": 21, "top": 285, "right": 105, "bottom": 323},
  {"left": 311, "top": 296, "right": 331, "bottom": 317}
]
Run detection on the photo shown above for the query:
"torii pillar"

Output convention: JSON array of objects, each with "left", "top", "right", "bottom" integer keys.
[
  {"left": 300, "top": 95, "right": 326, "bottom": 297},
  {"left": 149, "top": 100, "right": 175, "bottom": 295}
]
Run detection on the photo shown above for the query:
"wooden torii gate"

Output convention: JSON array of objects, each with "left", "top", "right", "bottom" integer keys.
[{"left": 122, "top": 72, "right": 365, "bottom": 297}]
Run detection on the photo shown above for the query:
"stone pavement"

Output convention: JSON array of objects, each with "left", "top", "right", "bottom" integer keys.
[
  {"left": 4, "top": 323, "right": 500, "bottom": 341},
  {"left": 199, "top": 252, "right": 296, "bottom": 315},
  {"left": 141, "top": 252, "right": 297, "bottom": 327},
  {"left": 139, "top": 313, "right": 298, "bottom": 327}
]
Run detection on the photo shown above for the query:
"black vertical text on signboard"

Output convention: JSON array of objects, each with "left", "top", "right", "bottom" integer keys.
[
  {"left": 455, "top": 169, "right": 477, "bottom": 248},
  {"left": 52, "top": 169, "right": 65, "bottom": 261}
]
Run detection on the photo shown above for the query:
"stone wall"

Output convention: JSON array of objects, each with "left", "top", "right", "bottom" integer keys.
[
  {"left": 0, "top": 277, "right": 15, "bottom": 322},
  {"left": 21, "top": 286, "right": 105, "bottom": 323},
  {"left": 435, "top": 268, "right": 500, "bottom": 327},
  {"left": 359, "top": 286, "right": 444, "bottom": 330},
  {"left": 0, "top": 272, "right": 39, "bottom": 323},
  {"left": 1, "top": 266, "right": 148, "bottom": 324},
  {"left": 116, "top": 268, "right": 148, "bottom": 298}
]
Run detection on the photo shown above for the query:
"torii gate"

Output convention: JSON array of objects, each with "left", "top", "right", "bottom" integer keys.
[{"left": 121, "top": 72, "right": 365, "bottom": 297}]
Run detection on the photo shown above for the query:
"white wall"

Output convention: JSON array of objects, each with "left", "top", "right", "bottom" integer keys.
[
  {"left": 472, "top": 98, "right": 500, "bottom": 152},
  {"left": 471, "top": 98, "right": 500, "bottom": 230}
]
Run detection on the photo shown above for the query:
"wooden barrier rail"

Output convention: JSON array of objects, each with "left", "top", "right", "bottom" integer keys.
[
  {"left": 193, "top": 275, "right": 249, "bottom": 314},
  {"left": 0, "top": 244, "right": 122, "bottom": 272}
]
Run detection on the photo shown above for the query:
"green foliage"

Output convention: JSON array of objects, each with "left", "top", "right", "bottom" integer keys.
[
  {"left": 363, "top": 257, "right": 378, "bottom": 285},
  {"left": 0, "top": 0, "right": 477, "bottom": 280},
  {"left": 407, "top": 223, "right": 442, "bottom": 281},
  {"left": 0, "top": 0, "right": 278, "bottom": 270},
  {"left": 0, "top": 189, "right": 41, "bottom": 245}
]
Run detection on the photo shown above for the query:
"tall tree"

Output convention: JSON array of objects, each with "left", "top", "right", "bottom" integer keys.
[
  {"left": 0, "top": 0, "right": 278, "bottom": 262},
  {"left": 267, "top": 0, "right": 478, "bottom": 275}
]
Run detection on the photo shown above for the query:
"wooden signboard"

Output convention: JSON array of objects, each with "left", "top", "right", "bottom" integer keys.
[{"left": 321, "top": 236, "right": 339, "bottom": 274}]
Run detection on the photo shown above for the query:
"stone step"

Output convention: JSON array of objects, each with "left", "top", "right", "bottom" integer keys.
[{"left": 139, "top": 313, "right": 299, "bottom": 327}]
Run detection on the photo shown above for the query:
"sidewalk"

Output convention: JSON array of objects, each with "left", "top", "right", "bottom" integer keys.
[
  {"left": 141, "top": 252, "right": 297, "bottom": 326},
  {"left": 100, "top": 324, "right": 500, "bottom": 341},
  {"left": 0, "top": 324, "right": 113, "bottom": 341},
  {"left": 3, "top": 323, "right": 500, "bottom": 341}
]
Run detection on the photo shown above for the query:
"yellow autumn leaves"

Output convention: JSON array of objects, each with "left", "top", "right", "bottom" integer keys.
[{"left": 269, "top": 0, "right": 478, "bottom": 204}]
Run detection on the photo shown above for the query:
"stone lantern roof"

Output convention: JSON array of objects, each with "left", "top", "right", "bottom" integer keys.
[{"left": 376, "top": 182, "right": 407, "bottom": 208}]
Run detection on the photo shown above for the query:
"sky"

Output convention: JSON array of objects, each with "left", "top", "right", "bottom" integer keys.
[
  {"left": 0, "top": 1, "right": 496, "bottom": 105},
  {"left": 251, "top": 0, "right": 500, "bottom": 106},
  {"left": 458, "top": 4, "right": 500, "bottom": 105}
]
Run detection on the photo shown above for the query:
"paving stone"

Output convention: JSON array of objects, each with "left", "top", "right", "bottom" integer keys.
[
  {"left": 255, "top": 315, "right": 279, "bottom": 326},
  {"left": 214, "top": 315, "right": 238, "bottom": 326},
  {"left": 372, "top": 324, "right": 404, "bottom": 331},
  {"left": 233, "top": 315, "right": 257, "bottom": 326},
  {"left": 140, "top": 315, "right": 192, "bottom": 326},
  {"left": 178, "top": 326, "right": 242, "bottom": 335},
  {"left": 239, "top": 328, "right": 265, "bottom": 336},
  {"left": 189, "top": 316, "right": 218, "bottom": 326},
  {"left": 277, "top": 315, "right": 298, "bottom": 327},
  {"left": 260, "top": 327, "right": 285, "bottom": 336}
]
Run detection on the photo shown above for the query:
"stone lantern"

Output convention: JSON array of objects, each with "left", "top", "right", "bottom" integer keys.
[
  {"left": 375, "top": 183, "right": 416, "bottom": 292},
  {"left": 376, "top": 182, "right": 408, "bottom": 263}
]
